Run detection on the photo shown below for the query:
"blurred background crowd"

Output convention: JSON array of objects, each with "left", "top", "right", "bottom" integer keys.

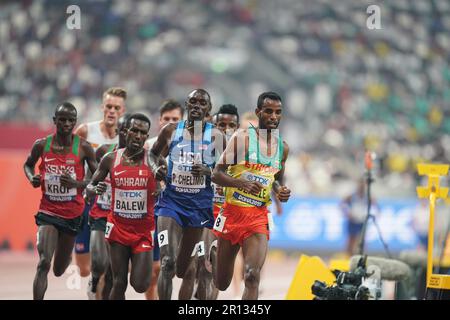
[{"left": 1, "top": 0, "right": 450, "bottom": 199}]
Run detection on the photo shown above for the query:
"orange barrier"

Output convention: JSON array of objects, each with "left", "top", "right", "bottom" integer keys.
[{"left": 0, "top": 150, "right": 42, "bottom": 251}]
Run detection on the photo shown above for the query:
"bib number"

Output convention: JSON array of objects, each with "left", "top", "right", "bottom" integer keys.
[
  {"left": 44, "top": 172, "right": 77, "bottom": 201},
  {"left": 158, "top": 230, "right": 169, "bottom": 247},
  {"left": 105, "top": 222, "right": 114, "bottom": 238},
  {"left": 213, "top": 211, "right": 226, "bottom": 233}
]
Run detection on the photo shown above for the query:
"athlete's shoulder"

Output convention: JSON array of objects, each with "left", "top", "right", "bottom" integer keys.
[
  {"left": 74, "top": 123, "right": 88, "bottom": 138},
  {"left": 96, "top": 143, "right": 113, "bottom": 159},
  {"left": 79, "top": 136, "right": 95, "bottom": 155},
  {"left": 32, "top": 136, "right": 48, "bottom": 152}
]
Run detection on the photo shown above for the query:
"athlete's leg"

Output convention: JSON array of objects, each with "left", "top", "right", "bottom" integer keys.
[
  {"left": 157, "top": 216, "right": 182, "bottom": 300},
  {"left": 109, "top": 242, "right": 131, "bottom": 300},
  {"left": 74, "top": 206, "right": 91, "bottom": 277},
  {"left": 145, "top": 261, "right": 160, "bottom": 299},
  {"left": 214, "top": 237, "right": 240, "bottom": 291},
  {"left": 196, "top": 229, "right": 217, "bottom": 300},
  {"left": 145, "top": 217, "right": 160, "bottom": 300},
  {"left": 178, "top": 255, "right": 198, "bottom": 300},
  {"left": 33, "top": 225, "right": 58, "bottom": 300},
  {"left": 241, "top": 233, "right": 268, "bottom": 300},
  {"left": 130, "top": 250, "right": 153, "bottom": 293},
  {"left": 176, "top": 227, "right": 203, "bottom": 278},
  {"left": 102, "top": 264, "right": 113, "bottom": 300},
  {"left": 53, "top": 231, "right": 76, "bottom": 277},
  {"left": 232, "top": 249, "right": 244, "bottom": 297},
  {"left": 89, "top": 230, "right": 108, "bottom": 296}
]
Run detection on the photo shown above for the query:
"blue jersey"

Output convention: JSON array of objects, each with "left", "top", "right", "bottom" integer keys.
[{"left": 157, "top": 121, "right": 215, "bottom": 212}]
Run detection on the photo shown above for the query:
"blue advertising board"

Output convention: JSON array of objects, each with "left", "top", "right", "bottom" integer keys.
[{"left": 269, "top": 197, "right": 424, "bottom": 253}]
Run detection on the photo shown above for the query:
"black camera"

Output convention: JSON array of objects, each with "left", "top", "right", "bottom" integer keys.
[{"left": 311, "top": 256, "right": 371, "bottom": 300}]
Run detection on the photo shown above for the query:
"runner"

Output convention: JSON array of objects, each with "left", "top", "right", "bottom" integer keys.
[
  {"left": 212, "top": 92, "right": 291, "bottom": 300},
  {"left": 148, "top": 89, "right": 225, "bottom": 299},
  {"left": 86, "top": 113, "right": 156, "bottom": 300},
  {"left": 23, "top": 102, "right": 97, "bottom": 299}
]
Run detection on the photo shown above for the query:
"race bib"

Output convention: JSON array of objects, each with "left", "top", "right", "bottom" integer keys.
[
  {"left": 44, "top": 172, "right": 77, "bottom": 201},
  {"left": 158, "top": 230, "right": 169, "bottom": 247},
  {"left": 196, "top": 241, "right": 205, "bottom": 257},
  {"left": 96, "top": 182, "right": 112, "bottom": 210},
  {"left": 240, "top": 171, "right": 271, "bottom": 187},
  {"left": 213, "top": 211, "right": 226, "bottom": 233},
  {"left": 171, "top": 164, "right": 206, "bottom": 189},
  {"left": 113, "top": 188, "right": 147, "bottom": 219},
  {"left": 105, "top": 222, "right": 114, "bottom": 238}
]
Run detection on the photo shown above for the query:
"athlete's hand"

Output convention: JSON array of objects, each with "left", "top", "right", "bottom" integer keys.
[
  {"left": 276, "top": 186, "right": 291, "bottom": 202},
  {"left": 60, "top": 172, "right": 77, "bottom": 188},
  {"left": 30, "top": 174, "right": 41, "bottom": 188},
  {"left": 240, "top": 180, "right": 263, "bottom": 196},
  {"left": 154, "top": 165, "right": 167, "bottom": 181},
  {"left": 192, "top": 164, "right": 211, "bottom": 177},
  {"left": 95, "top": 182, "right": 107, "bottom": 195}
]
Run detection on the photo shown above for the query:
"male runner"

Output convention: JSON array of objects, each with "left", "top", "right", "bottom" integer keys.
[
  {"left": 212, "top": 92, "right": 291, "bottom": 300},
  {"left": 74, "top": 87, "right": 126, "bottom": 281},
  {"left": 86, "top": 113, "right": 156, "bottom": 300},
  {"left": 87, "top": 114, "right": 131, "bottom": 299},
  {"left": 144, "top": 99, "right": 184, "bottom": 300},
  {"left": 23, "top": 102, "right": 97, "bottom": 300},
  {"left": 148, "top": 89, "right": 225, "bottom": 300}
]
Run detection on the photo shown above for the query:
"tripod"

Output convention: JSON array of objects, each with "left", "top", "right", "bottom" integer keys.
[{"left": 357, "top": 153, "right": 393, "bottom": 259}]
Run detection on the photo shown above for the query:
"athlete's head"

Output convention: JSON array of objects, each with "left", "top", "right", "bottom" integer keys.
[
  {"left": 185, "top": 89, "right": 211, "bottom": 122},
  {"left": 125, "top": 113, "right": 151, "bottom": 152},
  {"left": 159, "top": 99, "right": 184, "bottom": 128},
  {"left": 213, "top": 104, "right": 240, "bottom": 137},
  {"left": 102, "top": 87, "right": 126, "bottom": 128},
  {"left": 53, "top": 102, "right": 77, "bottom": 136},
  {"left": 255, "top": 91, "right": 282, "bottom": 130},
  {"left": 117, "top": 113, "right": 132, "bottom": 148}
]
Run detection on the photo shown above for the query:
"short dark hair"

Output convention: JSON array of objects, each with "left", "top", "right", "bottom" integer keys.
[
  {"left": 159, "top": 99, "right": 184, "bottom": 117},
  {"left": 118, "top": 113, "right": 132, "bottom": 131},
  {"left": 127, "top": 113, "right": 151, "bottom": 131},
  {"left": 55, "top": 102, "right": 77, "bottom": 116},
  {"left": 187, "top": 89, "right": 212, "bottom": 108},
  {"left": 257, "top": 92, "right": 282, "bottom": 109},
  {"left": 217, "top": 104, "right": 239, "bottom": 123}
]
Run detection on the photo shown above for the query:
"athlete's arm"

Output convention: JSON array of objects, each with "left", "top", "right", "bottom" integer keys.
[
  {"left": 212, "top": 130, "right": 263, "bottom": 195},
  {"left": 74, "top": 123, "right": 88, "bottom": 140},
  {"left": 23, "top": 139, "right": 45, "bottom": 188},
  {"left": 272, "top": 141, "right": 291, "bottom": 202},
  {"left": 85, "top": 152, "right": 114, "bottom": 203},
  {"left": 148, "top": 123, "right": 176, "bottom": 180},
  {"left": 82, "top": 139, "right": 98, "bottom": 176},
  {"left": 95, "top": 144, "right": 110, "bottom": 163}
]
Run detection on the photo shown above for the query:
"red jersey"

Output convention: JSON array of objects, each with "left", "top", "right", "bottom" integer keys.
[
  {"left": 106, "top": 148, "right": 156, "bottom": 250},
  {"left": 38, "top": 134, "right": 85, "bottom": 219},
  {"left": 89, "top": 143, "right": 117, "bottom": 219}
]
